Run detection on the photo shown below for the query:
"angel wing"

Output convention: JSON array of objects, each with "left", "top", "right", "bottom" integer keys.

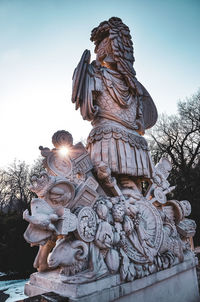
[{"left": 137, "top": 81, "right": 158, "bottom": 129}]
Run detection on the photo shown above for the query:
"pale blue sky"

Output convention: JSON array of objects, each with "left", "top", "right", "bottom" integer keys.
[{"left": 0, "top": 0, "right": 200, "bottom": 166}]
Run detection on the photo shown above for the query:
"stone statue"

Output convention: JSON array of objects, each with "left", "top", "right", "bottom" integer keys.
[
  {"left": 72, "top": 17, "right": 158, "bottom": 197},
  {"left": 22, "top": 17, "right": 198, "bottom": 302}
]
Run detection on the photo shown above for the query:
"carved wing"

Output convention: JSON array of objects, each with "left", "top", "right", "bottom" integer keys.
[
  {"left": 72, "top": 49, "right": 91, "bottom": 110},
  {"left": 138, "top": 81, "right": 158, "bottom": 129}
]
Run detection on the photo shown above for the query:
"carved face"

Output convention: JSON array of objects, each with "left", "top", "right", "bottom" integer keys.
[{"left": 96, "top": 37, "right": 116, "bottom": 70}]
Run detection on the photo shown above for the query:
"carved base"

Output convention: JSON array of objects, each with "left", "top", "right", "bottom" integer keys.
[{"left": 25, "top": 256, "right": 199, "bottom": 302}]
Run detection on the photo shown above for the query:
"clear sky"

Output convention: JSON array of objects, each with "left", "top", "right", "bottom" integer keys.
[{"left": 0, "top": 0, "right": 200, "bottom": 167}]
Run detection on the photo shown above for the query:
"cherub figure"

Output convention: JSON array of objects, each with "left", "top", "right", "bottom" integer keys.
[{"left": 72, "top": 17, "right": 157, "bottom": 197}]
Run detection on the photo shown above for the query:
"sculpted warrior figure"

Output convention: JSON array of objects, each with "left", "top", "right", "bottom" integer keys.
[
  {"left": 72, "top": 17, "right": 157, "bottom": 197},
  {"left": 23, "top": 17, "right": 197, "bottom": 297}
]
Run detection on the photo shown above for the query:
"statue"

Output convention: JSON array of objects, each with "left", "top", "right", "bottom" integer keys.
[
  {"left": 22, "top": 17, "right": 198, "bottom": 302},
  {"left": 72, "top": 17, "right": 157, "bottom": 197}
]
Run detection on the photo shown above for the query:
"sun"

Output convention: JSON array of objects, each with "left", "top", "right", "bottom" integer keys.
[{"left": 59, "top": 146, "right": 69, "bottom": 156}]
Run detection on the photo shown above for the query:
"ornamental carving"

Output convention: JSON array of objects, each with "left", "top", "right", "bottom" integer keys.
[
  {"left": 23, "top": 17, "right": 196, "bottom": 295},
  {"left": 77, "top": 206, "right": 97, "bottom": 242}
]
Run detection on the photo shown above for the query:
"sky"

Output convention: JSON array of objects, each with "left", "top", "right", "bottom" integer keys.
[{"left": 0, "top": 0, "right": 200, "bottom": 167}]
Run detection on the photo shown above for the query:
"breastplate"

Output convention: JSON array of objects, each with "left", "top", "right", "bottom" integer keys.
[{"left": 95, "top": 80, "right": 138, "bottom": 129}]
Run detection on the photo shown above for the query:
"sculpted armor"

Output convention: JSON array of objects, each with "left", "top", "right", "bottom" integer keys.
[{"left": 72, "top": 17, "right": 157, "bottom": 190}]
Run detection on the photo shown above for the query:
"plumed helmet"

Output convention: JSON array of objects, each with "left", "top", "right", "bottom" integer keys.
[{"left": 90, "top": 17, "right": 142, "bottom": 94}]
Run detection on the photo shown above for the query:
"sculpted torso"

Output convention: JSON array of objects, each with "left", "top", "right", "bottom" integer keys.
[{"left": 92, "top": 67, "right": 139, "bottom": 130}]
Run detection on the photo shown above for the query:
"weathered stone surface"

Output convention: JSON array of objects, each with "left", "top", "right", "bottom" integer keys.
[
  {"left": 22, "top": 16, "right": 199, "bottom": 302},
  {"left": 24, "top": 257, "right": 199, "bottom": 302},
  {"left": 25, "top": 269, "right": 121, "bottom": 298}
]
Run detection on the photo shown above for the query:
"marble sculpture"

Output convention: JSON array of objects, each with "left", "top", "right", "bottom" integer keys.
[{"left": 23, "top": 17, "right": 196, "bottom": 291}]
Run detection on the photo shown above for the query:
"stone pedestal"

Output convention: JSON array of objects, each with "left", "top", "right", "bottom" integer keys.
[
  {"left": 25, "top": 256, "right": 199, "bottom": 302},
  {"left": 17, "top": 292, "right": 66, "bottom": 302}
]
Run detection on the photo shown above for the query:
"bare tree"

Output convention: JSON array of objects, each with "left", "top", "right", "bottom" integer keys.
[
  {"left": 0, "top": 158, "right": 43, "bottom": 215},
  {"left": 29, "top": 157, "right": 44, "bottom": 178},
  {"left": 150, "top": 92, "right": 200, "bottom": 168},
  {"left": 148, "top": 90, "right": 200, "bottom": 244}
]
